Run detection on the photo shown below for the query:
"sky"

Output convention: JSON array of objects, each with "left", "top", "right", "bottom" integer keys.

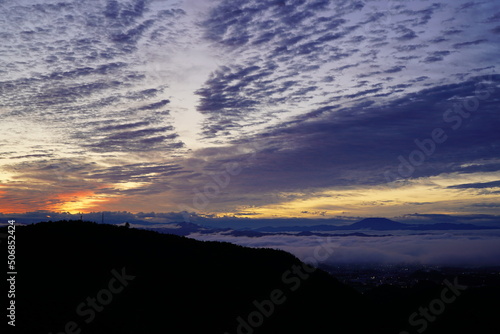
[{"left": 1, "top": 0, "right": 500, "bottom": 221}]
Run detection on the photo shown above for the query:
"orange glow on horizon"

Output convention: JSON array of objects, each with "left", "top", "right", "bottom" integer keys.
[
  {"left": 48, "top": 190, "right": 115, "bottom": 214},
  {"left": 0, "top": 186, "right": 119, "bottom": 214},
  {"left": 0, "top": 201, "right": 48, "bottom": 214},
  {"left": 0, "top": 190, "right": 45, "bottom": 214}
]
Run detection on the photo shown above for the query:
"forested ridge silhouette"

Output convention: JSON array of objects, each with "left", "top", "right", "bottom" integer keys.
[{"left": 3, "top": 220, "right": 499, "bottom": 333}]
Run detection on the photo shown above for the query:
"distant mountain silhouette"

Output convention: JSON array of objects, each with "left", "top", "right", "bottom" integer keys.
[
  {"left": 253, "top": 217, "right": 496, "bottom": 232},
  {"left": 347, "top": 217, "right": 408, "bottom": 230},
  {"left": 9, "top": 220, "right": 380, "bottom": 334}
]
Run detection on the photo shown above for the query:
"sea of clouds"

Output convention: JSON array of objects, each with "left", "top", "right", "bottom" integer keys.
[{"left": 190, "top": 230, "right": 500, "bottom": 267}]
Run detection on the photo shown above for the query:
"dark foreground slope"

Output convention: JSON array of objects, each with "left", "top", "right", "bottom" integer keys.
[{"left": 7, "top": 221, "right": 381, "bottom": 334}]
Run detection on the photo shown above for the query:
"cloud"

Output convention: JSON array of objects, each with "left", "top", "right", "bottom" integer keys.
[
  {"left": 84, "top": 123, "right": 184, "bottom": 153},
  {"left": 453, "top": 39, "right": 488, "bottom": 48},
  {"left": 384, "top": 66, "right": 406, "bottom": 73},
  {"left": 190, "top": 231, "right": 500, "bottom": 266},
  {"left": 1, "top": 0, "right": 500, "bottom": 215},
  {"left": 3, "top": 209, "right": 500, "bottom": 268},
  {"left": 344, "top": 87, "right": 382, "bottom": 99},
  {"left": 401, "top": 3, "right": 443, "bottom": 26},
  {"left": 423, "top": 50, "right": 452, "bottom": 63},
  {"left": 447, "top": 180, "right": 500, "bottom": 189},
  {"left": 469, "top": 202, "right": 500, "bottom": 208},
  {"left": 394, "top": 27, "right": 418, "bottom": 41},
  {"left": 193, "top": 0, "right": 386, "bottom": 138},
  {"left": 0, "top": 0, "right": 196, "bottom": 206},
  {"left": 3, "top": 209, "right": 499, "bottom": 267},
  {"left": 87, "top": 162, "right": 188, "bottom": 185},
  {"left": 192, "top": 0, "right": 500, "bottom": 142},
  {"left": 485, "top": 11, "right": 500, "bottom": 23},
  {"left": 0, "top": 0, "right": 187, "bottom": 126},
  {"left": 98, "top": 121, "right": 151, "bottom": 132},
  {"left": 396, "top": 213, "right": 500, "bottom": 227},
  {"left": 191, "top": 75, "right": 500, "bottom": 202},
  {"left": 458, "top": 2, "right": 483, "bottom": 11}
]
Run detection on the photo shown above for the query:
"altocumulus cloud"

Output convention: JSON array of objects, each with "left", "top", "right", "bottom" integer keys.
[
  {"left": 185, "top": 75, "right": 500, "bottom": 209},
  {"left": 1, "top": 0, "right": 500, "bottom": 215}
]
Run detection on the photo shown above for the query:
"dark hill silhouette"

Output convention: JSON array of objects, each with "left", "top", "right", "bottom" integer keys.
[
  {"left": 5, "top": 220, "right": 499, "bottom": 334},
  {"left": 9, "top": 220, "right": 381, "bottom": 334}
]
